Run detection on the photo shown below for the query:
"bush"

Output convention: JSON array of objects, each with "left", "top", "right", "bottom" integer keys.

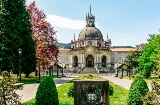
[
  {"left": 68, "top": 85, "right": 74, "bottom": 97},
  {"left": 0, "top": 71, "right": 21, "bottom": 105},
  {"left": 87, "top": 73, "right": 93, "bottom": 79},
  {"left": 109, "top": 84, "right": 114, "bottom": 96},
  {"left": 127, "top": 73, "right": 149, "bottom": 105},
  {"left": 35, "top": 76, "right": 59, "bottom": 105}
]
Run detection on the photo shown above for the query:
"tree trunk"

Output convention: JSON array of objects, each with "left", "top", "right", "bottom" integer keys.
[{"left": 35, "top": 70, "right": 38, "bottom": 76}]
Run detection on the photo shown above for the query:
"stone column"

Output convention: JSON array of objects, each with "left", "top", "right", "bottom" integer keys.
[
  {"left": 107, "top": 54, "right": 111, "bottom": 68},
  {"left": 94, "top": 54, "right": 96, "bottom": 66},
  {"left": 82, "top": 53, "right": 84, "bottom": 67},
  {"left": 78, "top": 54, "right": 80, "bottom": 66},
  {"left": 70, "top": 54, "right": 73, "bottom": 68},
  {"left": 81, "top": 54, "right": 82, "bottom": 65},
  {"left": 99, "top": 54, "right": 102, "bottom": 66}
]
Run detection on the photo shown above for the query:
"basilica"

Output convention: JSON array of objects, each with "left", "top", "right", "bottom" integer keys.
[
  {"left": 68, "top": 6, "right": 112, "bottom": 70},
  {"left": 58, "top": 6, "right": 140, "bottom": 72}
]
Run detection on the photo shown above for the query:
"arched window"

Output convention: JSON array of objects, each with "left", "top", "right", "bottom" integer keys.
[{"left": 73, "top": 56, "right": 78, "bottom": 67}]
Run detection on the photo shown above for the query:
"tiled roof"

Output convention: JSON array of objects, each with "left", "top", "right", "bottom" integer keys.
[
  {"left": 111, "top": 48, "right": 135, "bottom": 52},
  {"left": 59, "top": 48, "right": 70, "bottom": 52}
]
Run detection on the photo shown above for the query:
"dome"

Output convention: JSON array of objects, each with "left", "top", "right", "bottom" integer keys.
[{"left": 78, "top": 27, "right": 103, "bottom": 40}]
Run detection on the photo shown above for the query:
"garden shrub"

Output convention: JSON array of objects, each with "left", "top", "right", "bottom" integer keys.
[
  {"left": 109, "top": 84, "right": 114, "bottom": 96},
  {"left": 127, "top": 73, "right": 149, "bottom": 105},
  {"left": 35, "top": 76, "right": 59, "bottom": 105},
  {"left": 87, "top": 73, "right": 93, "bottom": 79},
  {"left": 68, "top": 85, "right": 74, "bottom": 97},
  {"left": 0, "top": 71, "right": 21, "bottom": 105}
]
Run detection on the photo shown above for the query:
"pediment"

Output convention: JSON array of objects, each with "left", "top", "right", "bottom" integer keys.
[{"left": 85, "top": 45, "right": 96, "bottom": 53}]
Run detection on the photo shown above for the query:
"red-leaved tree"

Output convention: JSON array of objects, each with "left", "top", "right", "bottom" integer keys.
[{"left": 27, "top": 1, "right": 59, "bottom": 74}]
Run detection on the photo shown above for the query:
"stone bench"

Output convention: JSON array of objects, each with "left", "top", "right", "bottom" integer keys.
[{"left": 11, "top": 83, "right": 24, "bottom": 89}]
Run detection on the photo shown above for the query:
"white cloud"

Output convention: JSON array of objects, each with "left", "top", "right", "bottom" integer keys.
[
  {"left": 46, "top": 14, "right": 86, "bottom": 30},
  {"left": 46, "top": 14, "right": 101, "bottom": 30}
]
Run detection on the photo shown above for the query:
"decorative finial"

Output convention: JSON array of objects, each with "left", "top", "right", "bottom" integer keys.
[
  {"left": 74, "top": 33, "right": 75, "bottom": 41},
  {"left": 90, "top": 5, "right": 91, "bottom": 14},
  {"left": 107, "top": 33, "right": 108, "bottom": 39}
]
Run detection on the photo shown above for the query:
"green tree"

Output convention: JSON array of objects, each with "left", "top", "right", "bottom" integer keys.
[
  {"left": 0, "top": 0, "right": 36, "bottom": 77},
  {"left": 125, "top": 45, "right": 142, "bottom": 75},
  {"left": 137, "top": 34, "right": 160, "bottom": 78}
]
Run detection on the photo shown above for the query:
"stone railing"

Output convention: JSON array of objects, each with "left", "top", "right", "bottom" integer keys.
[{"left": 94, "top": 66, "right": 100, "bottom": 73}]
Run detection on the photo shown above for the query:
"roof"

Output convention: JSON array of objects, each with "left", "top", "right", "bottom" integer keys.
[
  {"left": 111, "top": 48, "right": 135, "bottom": 52},
  {"left": 78, "top": 27, "right": 103, "bottom": 40},
  {"left": 59, "top": 48, "right": 70, "bottom": 52}
]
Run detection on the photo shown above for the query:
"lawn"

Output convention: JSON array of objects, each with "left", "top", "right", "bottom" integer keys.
[
  {"left": 23, "top": 81, "right": 129, "bottom": 105},
  {"left": 123, "top": 75, "right": 160, "bottom": 84},
  {"left": 0, "top": 73, "right": 56, "bottom": 84},
  {"left": 110, "top": 82, "right": 128, "bottom": 105}
]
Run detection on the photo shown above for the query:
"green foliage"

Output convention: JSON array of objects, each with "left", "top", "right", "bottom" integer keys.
[
  {"left": 0, "top": 0, "right": 36, "bottom": 77},
  {"left": 127, "top": 74, "right": 149, "bottom": 105},
  {"left": 35, "top": 76, "right": 59, "bottom": 105},
  {"left": 78, "top": 74, "right": 102, "bottom": 79},
  {"left": 125, "top": 45, "right": 142, "bottom": 70},
  {"left": 137, "top": 34, "right": 160, "bottom": 78},
  {"left": 142, "top": 81, "right": 160, "bottom": 105},
  {"left": 109, "top": 84, "right": 114, "bottom": 96},
  {"left": 68, "top": 85, "right": 74, "bottom": 97},
  {"left": 0, "top": 71, "right": 21, "bottom": 105},
  {"left": 87, "top": 73, "right": 93, "bottom": 79}
]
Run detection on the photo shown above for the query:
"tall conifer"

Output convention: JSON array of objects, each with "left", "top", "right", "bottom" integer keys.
[{"left": 0, "top": 0, "right": 36, "bottom": 77}]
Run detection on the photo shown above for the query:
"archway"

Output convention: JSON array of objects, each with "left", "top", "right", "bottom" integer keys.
[
  {"left": 86, "top": 55, "right": 94, "bottom": 67},
  {"left": 102, "top": 56, "right": 106, "bottom": 67},
  {"left": 73, "top": 56, "right": 78, "bottom": 67}
]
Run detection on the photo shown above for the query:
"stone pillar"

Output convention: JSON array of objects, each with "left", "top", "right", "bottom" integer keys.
[
  {"left": 74, "top": 80, "right": 109, "bottom": 105},
  {"left": 70, "top": 55, "right": 73, "bottom": 68},
  {"left": 94, "top": 54, "right": 96, "bottom": 66},
  {"left": 107, "top": 55, "right": 111, "bottom": 68},
  {"left": 84, "top": 54, "right": 86, "bottom": 67},
  {"left": 78, "top": 54, "right": 80, "bottom": 66},
  {"left": 82, "top": 53, "right": 84, "bottom": 67}
]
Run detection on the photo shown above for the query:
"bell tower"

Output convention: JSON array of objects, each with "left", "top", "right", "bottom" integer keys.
[{"left": 86, "top": 5, "right": 95, "bottom": 27}]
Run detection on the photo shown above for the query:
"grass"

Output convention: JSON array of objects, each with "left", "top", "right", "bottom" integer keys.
[
  {"left": 23, "top": 80, "right": 129, "bottom": 105},
  {"left": 123, "top": 75, "right": 160, "bottom": 84},
  {"left": 58, "top": 83, "right": 74, "bottom": 105},
  {"left": 0, "top": 73, "right": 56, "bottom": 84},
  {"left": 110, "top": 82, "right": 128, "bottom": 105}
]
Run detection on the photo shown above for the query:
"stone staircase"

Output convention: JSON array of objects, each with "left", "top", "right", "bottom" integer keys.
[{"left": 79, "top": 67, "right": 98, "bottom": 74}]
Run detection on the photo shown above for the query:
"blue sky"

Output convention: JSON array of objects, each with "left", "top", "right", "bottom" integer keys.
[{"left": 26, "top": 0, "right": 160, "bottom": 46}]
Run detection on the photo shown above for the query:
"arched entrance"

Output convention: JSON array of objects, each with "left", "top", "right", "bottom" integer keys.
[
  {"left": 86, "top": 55, "right": 94, "bottom": 67},
  {"left": 73, "top": 56, "right": 78, "bottom": 67},
  {"left": 102, "top": 56, "right": 106, "bottom": 67}
]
